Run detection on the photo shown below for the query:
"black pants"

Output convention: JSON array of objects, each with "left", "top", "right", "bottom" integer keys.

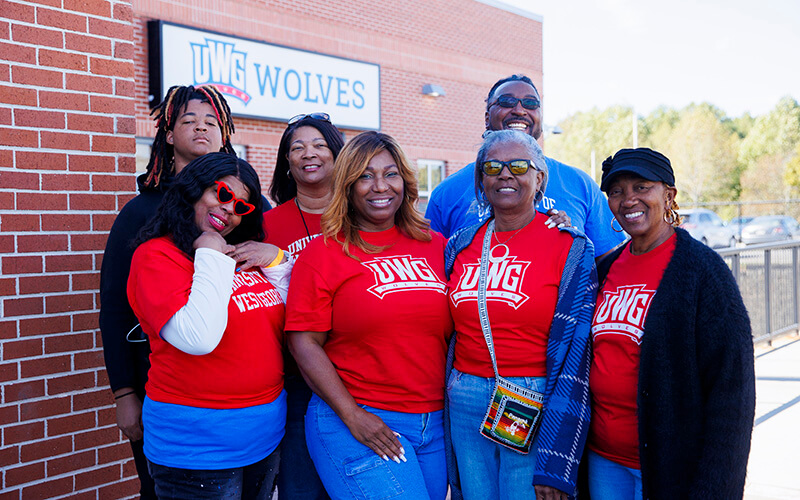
[
  {"left": 147, "top": 447, "right": 280, "bottom": 500},
  {"left": 130, "top": 438, "right": 157, "bottom": 499}
]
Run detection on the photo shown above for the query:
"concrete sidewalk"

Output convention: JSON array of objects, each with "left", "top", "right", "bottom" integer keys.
[{"left": 745, "top": 334, "right": 800, "bottom": 499}]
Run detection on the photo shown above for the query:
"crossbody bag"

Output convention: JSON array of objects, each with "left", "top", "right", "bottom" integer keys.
[{"left": 477, "top": 219, "right": 545, "bottom": 454}]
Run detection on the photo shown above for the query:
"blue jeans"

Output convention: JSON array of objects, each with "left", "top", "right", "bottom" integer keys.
[
  {"left": 587, "top": 450, "right": 642, "bottom": 500},
  {"left": 147, "top": 447, "right": 280, "bottom": 499},
  {"left": 305, "top": 394, "right": 447, "bottom": 500},
  {"left": 279, "top": 374, "right": 329, "bottom": 499},
  {"left": 446, "top": 367, "right": 546, "bottom": 500}
]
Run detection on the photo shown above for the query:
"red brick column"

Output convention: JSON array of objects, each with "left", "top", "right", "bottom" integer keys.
[{"left": 1, "top": 0, "right": 139, "bottom": 497}]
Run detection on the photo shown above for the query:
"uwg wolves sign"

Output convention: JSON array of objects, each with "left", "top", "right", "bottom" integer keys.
[{"left": 148, "top": 21, "right": 381, "bottom": 130}]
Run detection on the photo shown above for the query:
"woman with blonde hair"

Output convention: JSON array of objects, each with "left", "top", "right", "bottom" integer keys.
[{"left": 285, "top": 131, "right": 452, "bottom": 499}]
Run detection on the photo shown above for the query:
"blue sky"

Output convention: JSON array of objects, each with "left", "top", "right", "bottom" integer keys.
[{"left": 497, "top": 0, "right": 800, "bottom": 124}]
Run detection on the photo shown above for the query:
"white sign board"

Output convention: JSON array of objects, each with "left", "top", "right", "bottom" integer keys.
[{"left": 150, "top": 21, "right": 381, "bottom": 130}]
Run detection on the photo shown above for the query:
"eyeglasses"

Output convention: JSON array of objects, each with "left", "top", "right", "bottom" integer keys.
[
  {"left": 482, "top": 159, "right": 537, "bottom": 176},
  {"left": 288, "top": 112, "right": 331, "bottom": 125},
  {"left": 215, "top": 181, "right": 255, "bottom": 216},
  {"left": 489, "top": 95, "right": 540, "bottom": 110}
]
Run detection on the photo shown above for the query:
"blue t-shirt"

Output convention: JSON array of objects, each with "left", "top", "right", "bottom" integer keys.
[
  {"left": 425, "top": 157, "right": 625, "bottom": 257},
  {"left": 143, "top": 390, "right": 287, "bottom": 469}
]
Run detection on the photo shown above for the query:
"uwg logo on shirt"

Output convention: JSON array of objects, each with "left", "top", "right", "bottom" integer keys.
[
  {"left": 450, "top": 257, "right": 531, "bottom": 309},
  {"left": 361, "top": 255, "right": 446, "bottom": 299},
  {"left": 592, "top": 284, "right": 656, "bottom": 345},
  {"left": 230, "top": 270, "right": 282, "bottom": 312}
]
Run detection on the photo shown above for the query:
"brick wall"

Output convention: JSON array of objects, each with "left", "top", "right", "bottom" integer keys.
[
  {"left": 133, "top": 0, "right": 543, "bottom": 182},
  {"left": 0, "top": 1, "right": 541, "bottom": 496},
  {"left": 0, "top": 0, "right": 139, "bottom": 497}
]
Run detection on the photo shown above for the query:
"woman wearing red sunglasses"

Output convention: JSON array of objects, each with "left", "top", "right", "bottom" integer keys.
[{"left": 127, "top": 153, "right": 289, "bottom": 499}]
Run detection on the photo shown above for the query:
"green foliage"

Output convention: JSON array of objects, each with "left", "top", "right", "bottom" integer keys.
[
  {"left": 738, "top": 96, "right": 800, "bottom": 201},
  {"left": 544, "top": 106, "right": 637, "bottom": 183},
  {"left": 543, "top": 96, "right": 800, "bottom": 204},
  {"left": 784, "top": 143, "right": 800, "bottom": 193}
]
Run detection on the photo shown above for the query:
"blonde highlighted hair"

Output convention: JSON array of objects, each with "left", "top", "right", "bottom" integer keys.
[{"left": 321, "top": 131, "right": 431, "bottom": 259}]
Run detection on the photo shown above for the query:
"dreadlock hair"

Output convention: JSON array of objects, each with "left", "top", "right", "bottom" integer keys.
[
  {"left": 485, "top": 74, "right": 539, "bottom": 110},
  {"left": 136, "top": 152, "right": 264, "bottom": 256},
  {"left": 144, "top": 85, "right": 236, "bottom": 190},
  {"left": 322, "top": 131, "right": 431, "bottom": 260},
  {"left": 269, "top": 116, "right": 345, "bottom": 205}
]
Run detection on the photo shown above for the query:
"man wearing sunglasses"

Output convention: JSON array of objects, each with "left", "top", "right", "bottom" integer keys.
[{"left": 426, "top": 75, "right": 625, "bottom": 260}]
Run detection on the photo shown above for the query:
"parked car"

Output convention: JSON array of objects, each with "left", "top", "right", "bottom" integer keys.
[
  {"left": 678, "top": 209, "right": 737, "bottom": 248},
  {"left": 740, "top": 215, "right": 800, "bottom": 245},
  {"left": 729, "top": 216, "right": 755, "bottom": 242}
]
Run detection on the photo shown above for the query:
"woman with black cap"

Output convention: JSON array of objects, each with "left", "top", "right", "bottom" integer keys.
[{"left": 588, "top": 147, "right": 755, "bottom": 499}]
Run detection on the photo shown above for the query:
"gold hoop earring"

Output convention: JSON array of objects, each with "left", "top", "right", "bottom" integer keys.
[{"left": 611, "top": 217, "right": 625, "bottom": 233}]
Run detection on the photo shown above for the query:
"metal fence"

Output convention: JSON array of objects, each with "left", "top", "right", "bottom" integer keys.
[{"left": 718, "top": 239, "right": 800, "bottom": 344}]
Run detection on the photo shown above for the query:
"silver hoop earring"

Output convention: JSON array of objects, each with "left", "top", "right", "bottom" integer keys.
[{"left": 611, "top": 217, "right": 625, "bottom": 233}]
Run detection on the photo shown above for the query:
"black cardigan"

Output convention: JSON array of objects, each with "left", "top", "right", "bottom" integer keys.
[
  {"left": 594, "top": 228, "right": 755, "bottom": 499},
  {"left": 99, "top": 175, "right": 165, "bottom": 393}
]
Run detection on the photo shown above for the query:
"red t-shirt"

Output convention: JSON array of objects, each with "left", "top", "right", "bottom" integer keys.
[
  {"left": 262, "top": 198, "right": 322, "bottom": 258},
  {"left": 127, "top": 236, "right": 285, "bottom": 409},
  {"left": 448, "top": 214, "right": 572, "bottom": 378},
  {"left": 589, "top": 234, "right": 676, "bottom": 469},
  {"left": 284, "top": 227, "right": 452, "bottom": 413}
]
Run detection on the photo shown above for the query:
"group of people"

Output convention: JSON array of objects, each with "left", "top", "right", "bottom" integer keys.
[{"left": 100, "top": 75, "right": 756, "bottom": 500}]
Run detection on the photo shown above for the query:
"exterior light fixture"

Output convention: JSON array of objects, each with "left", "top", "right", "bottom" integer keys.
[{"left": 422, "top": 84, "right": 446, "bottom": 97}]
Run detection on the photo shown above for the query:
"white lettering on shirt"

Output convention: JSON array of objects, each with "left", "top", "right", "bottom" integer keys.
[
  {"left": 450, "top": 257, "right": 531, "bottom": 309},
  {"left": 361, "top": 255, "right": 446, "bottom": 299},
  {"left": 591, "top": 284, "right": 656, "bottom": 345}
]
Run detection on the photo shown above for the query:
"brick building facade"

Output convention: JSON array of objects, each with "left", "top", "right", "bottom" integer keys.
[{"left": 0, "top": 0, "right": 541, "bottom": 496}]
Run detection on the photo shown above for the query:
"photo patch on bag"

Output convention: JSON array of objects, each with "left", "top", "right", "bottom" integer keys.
[{"left": 480, "top": 382, "right": 543, "bottom": 454}]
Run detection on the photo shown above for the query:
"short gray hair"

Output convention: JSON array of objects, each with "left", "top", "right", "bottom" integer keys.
[{"left": 474, "top": 130, "right": 549, "bottom": 207}]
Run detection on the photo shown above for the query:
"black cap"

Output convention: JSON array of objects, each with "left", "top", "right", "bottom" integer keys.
[{"left": 600, "top": 148, "right": 675, "bottom": 192}]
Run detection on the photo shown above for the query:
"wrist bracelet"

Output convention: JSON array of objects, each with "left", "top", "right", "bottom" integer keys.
[
  {"left": 265, "top": 249, "right": 285, "bottom": 268},
  {"left": 114, "top": 391, "right": 137, "bottom": 400}
]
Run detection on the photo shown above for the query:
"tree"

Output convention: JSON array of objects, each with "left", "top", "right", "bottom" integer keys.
[
  {"left": 544, "top": 106, "right": 638, "bottom": 182},
  {"left": 738, "top": 96, "right": 800, "bottom": 201},
  {"left": 656, "top": 104, "right": 740, "bottom": 205}
]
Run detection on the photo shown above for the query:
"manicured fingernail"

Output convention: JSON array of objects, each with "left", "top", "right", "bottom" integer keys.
[
  {"left": 552, "top": 209, "right": 559, "bottom": 214},
  {"left": 400, "top": 454, "right": 407, "bottom": 463},
  {"left": 399, "top": 446, "right": 405, "bottom": 455},
  {"left": 382, "top": 454, "right": 389, "bottom": 461},
  {"left": 546, "top": 222, "right": 555, "bottom": 228},
  {"left": 557, "top": 223, "right": 565, "bottom": 228},
  {"left": 235, "top": 267, "right": 241, "bottom": 272},
  {"left": 393, "top": 456, "right": 401, "bottom": 464}
]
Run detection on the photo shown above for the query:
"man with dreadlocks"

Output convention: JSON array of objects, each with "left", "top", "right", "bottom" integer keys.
[{"left": 100, "top": 84, "right": 239, "bottom": 498}]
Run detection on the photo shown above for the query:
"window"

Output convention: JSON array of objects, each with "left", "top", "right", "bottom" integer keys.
[
  {"left": 417, "top": 159, "right": 445, "bottom": 213},
  {"left": 135, "top": 137, "right": 153, "bottom": 178}
]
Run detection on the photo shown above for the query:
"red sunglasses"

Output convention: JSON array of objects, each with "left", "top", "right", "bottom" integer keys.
[{"left": 215, "top": 181, "right": 255, "bottom": 216}]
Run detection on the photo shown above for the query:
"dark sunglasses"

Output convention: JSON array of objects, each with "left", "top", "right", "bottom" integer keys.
[
  {"left": 490, "top": 95, "right": 540, "bottom": 110},
  {"left": 482, "top": 159, "right": 537, "bottom": 176},
  {"left": 288, "top": 112, "right": 331, "bottom": 125},
  {"left": 215, "top": 181, "right": 255, "bottom": 216}
]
